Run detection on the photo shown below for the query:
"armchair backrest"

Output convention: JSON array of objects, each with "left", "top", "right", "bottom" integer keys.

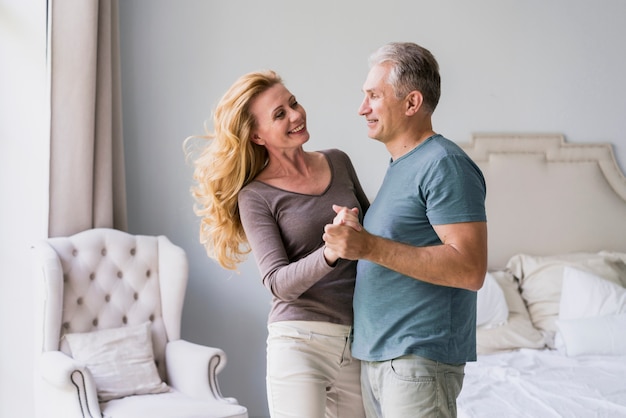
[{"left": 33, "top": 228, "right": 189, "bottom": 381}]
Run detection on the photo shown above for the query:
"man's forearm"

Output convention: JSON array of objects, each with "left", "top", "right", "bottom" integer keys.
[{"left": 359, "top": 222, "right": 487, "bottom": 291}]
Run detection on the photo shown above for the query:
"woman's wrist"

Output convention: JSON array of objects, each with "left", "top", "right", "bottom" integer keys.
[{"left": 323, "top": 245, "right": 339, "bottom": 267}]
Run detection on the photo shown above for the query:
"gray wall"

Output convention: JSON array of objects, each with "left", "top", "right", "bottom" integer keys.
[{"left": 118, "top": 1, "right": 626, "bottom": 417}]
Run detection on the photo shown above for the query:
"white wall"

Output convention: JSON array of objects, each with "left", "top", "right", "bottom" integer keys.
[
  {"left": 0, "top": 1, "right": 48, "bottom": 417},
  {"left": 118, "top": 1, "right": 626, "bottom": 417}
]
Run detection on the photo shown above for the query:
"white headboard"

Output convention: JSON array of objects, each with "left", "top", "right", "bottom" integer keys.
[{"left": 460, "top": 133, "right": 626, "bottom": 269}]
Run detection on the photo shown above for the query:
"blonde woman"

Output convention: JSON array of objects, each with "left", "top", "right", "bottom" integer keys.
[{"left": 187, "top": 70, "right": 368, "bottom": 418}]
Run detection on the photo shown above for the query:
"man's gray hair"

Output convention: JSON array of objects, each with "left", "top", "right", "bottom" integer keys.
[{"left": 369, "top": 42, "right": 441, "bottom": 113}]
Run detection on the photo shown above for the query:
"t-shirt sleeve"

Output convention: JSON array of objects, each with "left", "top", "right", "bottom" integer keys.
[{"left": 422, "top": 155, "right": 487, "bottom": 225}]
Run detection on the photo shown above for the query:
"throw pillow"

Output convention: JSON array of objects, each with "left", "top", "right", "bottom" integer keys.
[{"left": 65, "top": 321, "right": 169, "bottom": 402}]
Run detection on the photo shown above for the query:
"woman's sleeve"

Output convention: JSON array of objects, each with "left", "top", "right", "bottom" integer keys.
[
  {"left": 342, "top": 151, "right": 370, "bottom": 218},
  {"left": 238, "top": 188, "right": 333, "bottom": 302}
]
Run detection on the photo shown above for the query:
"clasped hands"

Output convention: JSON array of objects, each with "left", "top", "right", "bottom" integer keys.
[{"left": 322, "top": 204, "right": 369, "bottom": 265}]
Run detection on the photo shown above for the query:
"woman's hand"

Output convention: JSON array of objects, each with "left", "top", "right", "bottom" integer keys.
[{"left": 331, "top": 205, "right": 362, "bottom": 231}]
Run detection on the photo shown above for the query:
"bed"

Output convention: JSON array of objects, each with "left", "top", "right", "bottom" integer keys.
[{"left": 456, "top": 134, "right": 626, "bottom": 417}]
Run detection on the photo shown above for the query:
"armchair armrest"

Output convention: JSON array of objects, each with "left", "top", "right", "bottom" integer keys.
[
  {"left": 165, "top": 339, "right": 238, "bottom": 404},
  {"left": 38, "top": 351, "right": 102, "bottom": 418}
]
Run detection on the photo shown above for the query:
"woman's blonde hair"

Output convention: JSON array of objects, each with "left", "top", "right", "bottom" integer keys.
[{"left": 185, "top": 70, "right": 282, "bottom": 270}]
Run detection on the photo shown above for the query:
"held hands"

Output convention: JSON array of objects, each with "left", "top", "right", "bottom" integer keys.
[
  {"left": 323, "top": 205, "right": 367, "bottom": 263},
  {"left": 331, "top": 205, "right": 362, "bottom": 231}
]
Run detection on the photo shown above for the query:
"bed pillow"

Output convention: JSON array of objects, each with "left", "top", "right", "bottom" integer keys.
[
  {"left": 506, "top": 252, "right": 626, "bottom": 341},
  {"left": 476, "top": 270, "right": 546, "bottom": 354},
  {"left": 555, "top": 267, "right": 626, "bottom": 356},
  {"left": 559, "top": 266, "right": 626, "bottom": 320},
  {"left": 65, "top": 321, "right": 169, "bottom": 401},
  {"left": 557, "top": 313, "right": 626, "bottom": 356},
  {"left": 476, "top": 272, "right": 509, "bottom": 328}
]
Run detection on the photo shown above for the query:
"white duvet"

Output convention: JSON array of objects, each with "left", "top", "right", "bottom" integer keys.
[{"left": 457, "top": 349, "right": 626, "bottom": 418}]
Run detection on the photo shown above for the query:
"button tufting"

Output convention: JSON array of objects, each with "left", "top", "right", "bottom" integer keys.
[
  {"left": 77, "top": 297, "right": 83, "bottom": 305},
  {"left": 101, "top": 248, "right": 107, "bottom": 256},
  {"left": 122, "top": 316, "right": 127, "bottom": 324},
  {"left": 130, "top": 248, "right": 136, "bottom": 255},
  {"left": 63, "top": 322, "right": 70, "bottom": 330},
  {"left": 92, "top": 318, "right": 98, "bottom": 327},
  {"left": 117, "top": 271, "right": 123, "bottom": 279},
  {"left": 105, "top": 294, "right": 111, "bottom": 302},
  {"left": 133, "top": 292, "right": 138, "bottom": 300},
  {"left": 89, "top": 272, "right": 95, "bottom": 280},
  {"left": 63, "top": 274, "right": 68, "bottom": 283},
  {"left": 72, "top": 249, "right": 77, "bottom": 256},
  {"left": 149, "top": 314, "right": 155, "bottom": 321},
  {"left": 146, "top": 270, "right": 151, "bottom": 278}
]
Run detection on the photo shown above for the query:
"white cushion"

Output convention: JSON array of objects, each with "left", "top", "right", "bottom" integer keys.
[
  {"left": 476, "top": 270, "right": 546, "bottom": 354},
  {"left": 476, "top": 272, "right": 509, "bottom": 328},
  {"left": 102, "top": 390, "right": 248, "bottom": 418},
  {"left": 506, "top": 252, "right": 626, "bottom": 338},
  {"left": 556, "top": 267, "right": 626, "bottom": 356},
  {"left": 65, "top": 322, "right": 169, "bottom": 401},
  {"left": 557, "top": 313, "right": 626, "bottom": 356},
  {"left": 559, "top": 267, "right": 626, "bottom": 320}
]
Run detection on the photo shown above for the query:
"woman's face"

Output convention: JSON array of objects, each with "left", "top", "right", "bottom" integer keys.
[{"left": 248, "top": 83, "right": 309, "bottom": 152}]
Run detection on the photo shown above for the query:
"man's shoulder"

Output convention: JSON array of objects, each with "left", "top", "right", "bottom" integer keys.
[{"left": 423, "top": 134, "right": 466, "bottom": 155}]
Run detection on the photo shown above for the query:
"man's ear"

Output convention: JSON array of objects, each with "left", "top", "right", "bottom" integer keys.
[{"left": 405, "top": 91, "right": 424, "bottom": 116}]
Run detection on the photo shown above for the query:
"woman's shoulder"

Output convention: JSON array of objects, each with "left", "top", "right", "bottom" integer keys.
[
  {"left": 239, "top": 180, "right": 268, "bottom": 201},
  {"left": 319, "top": 148, "right": 351, "bottom": 162}
]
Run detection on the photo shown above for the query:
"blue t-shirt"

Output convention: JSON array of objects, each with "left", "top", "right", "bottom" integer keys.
[{"left": 352, "top": 134, "right": 486, "bottom": 364}]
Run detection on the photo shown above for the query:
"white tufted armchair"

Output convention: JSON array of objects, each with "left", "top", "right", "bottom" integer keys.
[{"left": 32, "top": 228, "right": 248, "bottom": 418}]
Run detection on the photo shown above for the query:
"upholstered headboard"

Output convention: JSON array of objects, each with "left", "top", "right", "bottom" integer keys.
[{"left": 460, "top": 134, "right": 626, "bottom": 269}]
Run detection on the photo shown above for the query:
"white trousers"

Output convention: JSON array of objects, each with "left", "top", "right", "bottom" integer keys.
[{"left": 266, "top": 321, "right": 366, "bottom": 418}]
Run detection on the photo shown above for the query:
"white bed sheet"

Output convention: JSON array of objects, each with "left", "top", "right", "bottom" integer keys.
[{"left": 457, "top": 349, "right": 626, "bottom": 418}]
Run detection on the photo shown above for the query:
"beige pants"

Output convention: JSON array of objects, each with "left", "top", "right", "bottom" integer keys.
[
  {"left": 361, "top": 354, "right": 465, "bottom": 418},
  {"left": 266, "top": 321, "right": 366, "bottom": 418}
]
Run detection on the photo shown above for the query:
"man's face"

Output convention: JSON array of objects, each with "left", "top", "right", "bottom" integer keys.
[{"left": 358, "top": 63, "right": 406, "bottom": 144}]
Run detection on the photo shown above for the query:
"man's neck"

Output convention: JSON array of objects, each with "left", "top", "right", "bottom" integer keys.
[{"left": 386, "top": 129, "right": 436, "bottom": 161}]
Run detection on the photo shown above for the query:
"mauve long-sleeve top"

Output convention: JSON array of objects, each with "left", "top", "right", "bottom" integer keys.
[{"left": 238, "top": 149, "right": 369, "bottom": 325}]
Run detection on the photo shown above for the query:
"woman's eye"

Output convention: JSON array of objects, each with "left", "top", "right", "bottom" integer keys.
[{"left": 290, "top": 100, "right": 298, "bottom": 108}]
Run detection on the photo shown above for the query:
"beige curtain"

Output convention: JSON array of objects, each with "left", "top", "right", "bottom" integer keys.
[{"left": 48, "top": 0, "right": 127, "bottom": 237}]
